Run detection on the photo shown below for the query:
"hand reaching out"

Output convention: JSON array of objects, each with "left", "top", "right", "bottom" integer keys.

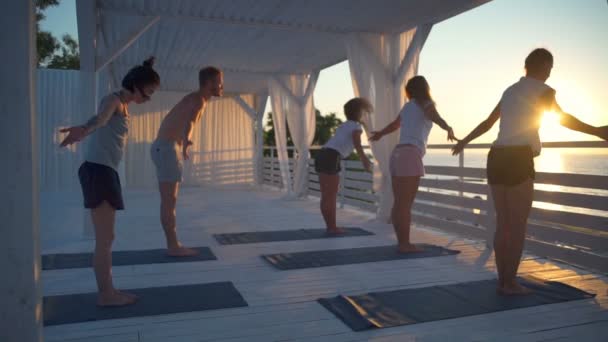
[
  {"left": 447, "top": 127, "right": 458, "bottom": 142},
  {"left": 368, "top": 131, "right": 382, "bottom": 142},
  {"left": 59, "top": 126, "right": 87, "bottom": 147},
  {"left": 596, "top": 125, "right": 608, "bottom": 141},
  {"left": 452, "top": 140, "right": 467, "bottom": 156}
]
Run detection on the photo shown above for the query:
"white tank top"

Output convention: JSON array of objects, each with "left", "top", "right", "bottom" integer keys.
[
  {"left": 494, "top": 77, "right": 554, "bottom": 155},
  {"left": 324, "top": 120, "right": 363, "bottom": 158},
  {"left": 398, "top": 100, "right": 433, "bottom": 156}
]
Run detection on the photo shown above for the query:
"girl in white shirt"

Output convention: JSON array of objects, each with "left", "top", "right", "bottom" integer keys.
[
  {"left": 453, "top": 48, "right": 608, "bottom": 295},
  {"left": 314, "top": 98, "right": 373, "bottom": 234},
  {"left": 370, "top": 76, "right": 457, "bottom": 253}
]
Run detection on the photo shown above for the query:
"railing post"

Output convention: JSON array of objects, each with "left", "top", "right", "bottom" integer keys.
[
  {"left": 484, "top": 186, "right": 496, "bottom": 249},
  {"left": 458, "top": 150, "right": 464, "bottom": 198},
  {"left": 339, "top": 159, "right": 346, "bottom": 208},
  {"left": 270, "top": 147, "right": 276, "bottom": 187}
]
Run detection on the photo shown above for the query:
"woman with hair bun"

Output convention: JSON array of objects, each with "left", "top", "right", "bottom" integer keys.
[{"left": 60, "top": 57, "right": 160, "bottom": 306}]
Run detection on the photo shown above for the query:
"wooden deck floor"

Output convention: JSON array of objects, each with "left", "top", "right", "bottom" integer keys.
[{"left": 40, "top": 186, "right": 608, "bottom": 342}]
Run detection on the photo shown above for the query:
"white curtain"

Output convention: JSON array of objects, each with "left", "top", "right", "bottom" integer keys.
[
  {"left": 127, "top": 93, "right": 255, "bottom": 189},
  {"left": 234, "top": 93, "right": 268, "bottom": 186},
  {"left": 345, "top": 25, "right": 432, "bottom": 221},
  {"left": 268, "top": 73, "right": 318, "bottom": 196}
]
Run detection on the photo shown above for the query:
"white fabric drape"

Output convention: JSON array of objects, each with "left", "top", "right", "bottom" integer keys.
[
  {"left": 268, "top": 73, "right": 318, "bottom": 197},
  {"left": 345, "top": 25, "right": 432, "bottom": 221},
  {"left": 127, "top": 93, "right": 255, "bottom": 188},
  {"left": 254, "top": 93, "right": 269, "bottom": 186}
]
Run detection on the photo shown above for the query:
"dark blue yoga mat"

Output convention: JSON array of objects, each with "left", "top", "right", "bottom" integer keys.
[
  {"left": 43, "top": 282, "right": 247, "bottom": 326},
  {"left": 42, "top": 247, "right": 216, "bottom": 270},
  {"left": 318, "top": 276, "right": 596, "bottom": 331},
  {"left": 214, "top": 227, "right": 373, "bottom": 245},
  {"left": 262, "top": 244, "right": 460, "bottom": 270}
]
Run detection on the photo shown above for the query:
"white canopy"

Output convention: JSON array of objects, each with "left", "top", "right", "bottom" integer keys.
[{"left": 79, "top": 0, "right": 490, "bottom": 94}]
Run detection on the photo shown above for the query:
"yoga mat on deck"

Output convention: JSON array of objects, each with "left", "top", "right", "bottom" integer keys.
[
  {"left": 318, "top": 276, "right": 596, "bottom": 331},
  {"left": 262, "top": 244, "right": 459, "bottom": 270},
  {"left": 214, "top": 227, "right": 373, "bottom": 245},
  {"left": 44, "top": 282, "right": 247, "bottom": 326},
  {"left": 42, "top": 247, "right": 216, "bottom": 270}
]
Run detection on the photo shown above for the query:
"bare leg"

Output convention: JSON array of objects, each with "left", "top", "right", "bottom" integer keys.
[
  {"left": 319, "top": 173, "right": 344, "bottom": 234},
  {"left": 501, "top": 178, "right": 534, "bottom": 295},
  {"left": 91, "top": 201, "right": 136, "bottom": 306},
  {"left": 159, "top": 181, "right": 198, "bottom": 256},
  {"left": 490, "top": 185, "right": 509, "bottom": 291},
  {"left": 391, "top": 176, "right": 422, "bottom": 253}
]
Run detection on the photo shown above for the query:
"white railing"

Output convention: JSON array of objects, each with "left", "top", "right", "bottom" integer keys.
[
  {"left": 263, "top": 142, "right": 608, "bottom": 273},
  {"left": 185, "top": 148, "right": 256, "bottom": 186}
]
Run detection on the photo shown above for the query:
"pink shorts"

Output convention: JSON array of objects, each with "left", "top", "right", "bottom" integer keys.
[{"left": 389, "top": 144, "right": 425, "bottom": 177}]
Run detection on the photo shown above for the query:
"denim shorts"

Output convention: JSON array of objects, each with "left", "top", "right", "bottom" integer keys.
[{"left": 150, "top": 139, "right": 183, "bottom": 183}]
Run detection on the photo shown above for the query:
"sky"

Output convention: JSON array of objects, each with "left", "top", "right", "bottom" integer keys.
[{"left": 41, "top": 0, "right": 607, "bottom": 144}]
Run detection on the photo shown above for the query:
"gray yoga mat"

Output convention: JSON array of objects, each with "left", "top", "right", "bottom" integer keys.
[
  {"left": 262, "top": 244, "right": 460, "bottom": 270},
  {"left": 214, "top": 227, "right": 374, "bottom": 245},
  {"left": 318, "top": 276, "right": 596, "bottom": 331},
  {"left": 42, "top": 247, "right": 216, "bottom": 270},
  {"left": 43, "top": 281, "right": 247, "bottom": 326}
]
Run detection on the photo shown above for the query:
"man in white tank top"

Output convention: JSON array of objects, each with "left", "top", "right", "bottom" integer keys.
[{"left": 453, "top": 48, "right": 607, "bottom": 295}]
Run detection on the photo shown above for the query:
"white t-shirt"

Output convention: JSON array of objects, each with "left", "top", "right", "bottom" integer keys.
[
  {"left": 494, "top": 77, "right": 554, "bottom": 155},
  {"left": 324, "top": 120, "right": 363, "bottom": 157},
  {"left": 398, "top": 100, "right": 434, "bottom": 156}
]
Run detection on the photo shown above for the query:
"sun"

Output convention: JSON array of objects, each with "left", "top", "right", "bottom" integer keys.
[{"left": 539, "top": 110, "right": 562, "bottom": 140}]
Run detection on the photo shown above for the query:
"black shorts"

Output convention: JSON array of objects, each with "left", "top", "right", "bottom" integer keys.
[
  {"left": 78, "top": 161, "right": 125, "bottom": 210},
  {"left": 314, "top": 148, "right": 342, "bottom": 175},
  {"left": 487, "top": 146, "right": 535, "bottom": 186}
]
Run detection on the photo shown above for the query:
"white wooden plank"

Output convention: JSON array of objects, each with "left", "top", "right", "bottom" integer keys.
[
  {"left": 534, "top": 189, "right": 608, "bottom": 212},
  {"left": 537, "top": 171, "right": 608, "bottom": 190},
  {"left": 425, "top": 165, "right": 486, "bottom": 178},
  {"left": 529, "top": 207, "right": 608, "bottom": 232},
  {"left": 420, "top": 178, "right": 487, "bottom": 194}
]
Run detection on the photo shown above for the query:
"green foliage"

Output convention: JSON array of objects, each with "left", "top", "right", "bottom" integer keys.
[
  {"left": 46, "top": 35, "right": 80, "bottom": 69},
  {"left": 36, "top": 0, "right": 80, "bottom": 69},
  {"left": 263, "top": 109, "right": 343, "bottom": 147}
]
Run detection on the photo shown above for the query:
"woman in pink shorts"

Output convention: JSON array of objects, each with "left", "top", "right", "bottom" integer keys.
[{"left": 370, "top": 76, "right": 457, "bottom": 253}]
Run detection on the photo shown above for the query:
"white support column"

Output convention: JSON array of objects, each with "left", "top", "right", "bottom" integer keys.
[
  {"left": 0, "top": 1, "right": 43, "bottom": 341},
  {"left": 77, "top": 0, "right": 99, "bottom": 238}
]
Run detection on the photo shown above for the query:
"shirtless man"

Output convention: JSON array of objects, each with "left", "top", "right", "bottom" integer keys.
[{"left": 151, "top": 66, "right": 223, "bottom": 256}]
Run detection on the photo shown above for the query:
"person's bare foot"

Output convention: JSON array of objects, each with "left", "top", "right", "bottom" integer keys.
[
  {"left": 97, "top": 291, "right": 137, "bottom": 307},
  {"left": 397, "top": 244, "right": 423, "bottom": 253},
  {"left": 497, "top": 282, "right": 533, "bottom": 296},
  {"left": 326, "top": 227, "right": 346, "bottom": 235},
  {"left": 114, "top": 289, "right": 138, "bottom": 301},
  {"left": 167, "top": 246, "right": 200, "bottom": 257}
]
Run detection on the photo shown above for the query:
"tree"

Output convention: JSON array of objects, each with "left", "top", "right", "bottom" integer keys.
[
  {"left": 312, "top": 111, "right": 342, "bottom": 146},
  {"left": 47, "top": 35, "right": 80, "bottom": 69},
  {"left": 36, "top": 0, "right": 80, "bottom": 69},
  {"left": 36, "top": 0, "right": 60, "bottom": 65}
]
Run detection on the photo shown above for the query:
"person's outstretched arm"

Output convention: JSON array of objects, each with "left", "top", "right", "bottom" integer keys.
[
  {"left": 368, "top": 116, "right": 400, "bottom": 142},
  {"left": 552, "top": 98, "right": 608, "bottom": 141},
  {"left": 422, "top": 102, "right": 458, "bottom": 142},
  {"left": 452, "top": 102, "right": 501, "bottom": 155},
  {"left": 60, "top": 95, "right": 120, "bottom": 147},
  {"left": 352, "top": 129, "right": 372, "bottom": 172}
]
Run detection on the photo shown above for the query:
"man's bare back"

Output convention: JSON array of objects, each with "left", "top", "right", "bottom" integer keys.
[{"left": 156, "top": 92, "right": 206, "bottom": 145}]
